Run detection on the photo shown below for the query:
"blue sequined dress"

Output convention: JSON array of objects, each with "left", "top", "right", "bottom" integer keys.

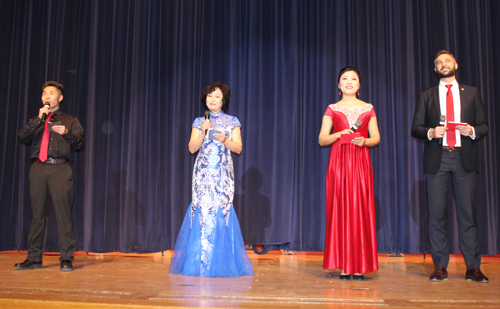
[{"left": 169, "top": 111, "right": 254, "bottom": 277}]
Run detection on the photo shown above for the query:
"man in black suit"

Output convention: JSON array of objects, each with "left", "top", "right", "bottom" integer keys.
[{"left": 411, "top": 50, "right": 489, "bottom": 283}]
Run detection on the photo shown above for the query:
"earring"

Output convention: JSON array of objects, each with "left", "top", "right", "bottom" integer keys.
[
  {"left": 357, "top": 91, "right": 360, "bottom": 96},
  {"left": 339, "top": 92, "right": 341, "bottom": 96}
]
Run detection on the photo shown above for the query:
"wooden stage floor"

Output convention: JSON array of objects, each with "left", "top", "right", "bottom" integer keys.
[{"left": 1, "top": 250, "right": 499, "bottom": 308}]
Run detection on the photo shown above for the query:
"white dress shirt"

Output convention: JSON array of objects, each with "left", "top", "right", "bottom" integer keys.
[
  {"left": 427, "top": 79, "right": 475, "bottom": 144},
  {"left": 439, "top": 80, "right": 462, "bottom": 147}
]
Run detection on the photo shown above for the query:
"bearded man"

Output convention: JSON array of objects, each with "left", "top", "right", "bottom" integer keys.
[{"left": 411, "top": 50, "right": 489, "bottom": 283}]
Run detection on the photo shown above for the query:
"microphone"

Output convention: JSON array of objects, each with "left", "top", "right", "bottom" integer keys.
[
  {"left": 350, "top": 120, "right": 362, "bottom": 131},
  {"left": 438, "top": 115, "right": 446, "bottom": 145},
  {"left": 41, "top": 104, "right": 50, "bottom": 121},
  {"left": 204, "top": 111, "right": 210, "bottom": 135}
]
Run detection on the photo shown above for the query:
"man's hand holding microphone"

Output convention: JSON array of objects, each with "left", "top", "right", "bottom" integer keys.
[{"left": 38, "top": 103, "right": 68, "bottom": 135}]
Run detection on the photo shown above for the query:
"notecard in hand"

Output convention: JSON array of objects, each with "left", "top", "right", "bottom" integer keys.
[
  {"left": 340, "top": 133, "right": 361, "bottom": 144},
  {"left": 208, "top": 129, "right": 221, "bottom": 140},
  {"left": 447, "top": 121, "right": 467, "bottom": 131},
  {"left": 47, "top": 121, "right": 61, "bottom": 132}
]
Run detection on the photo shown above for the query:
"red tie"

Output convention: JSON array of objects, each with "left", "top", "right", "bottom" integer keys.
[
  {"left": 39, "top": 113, "right": 54, "bottom": 162},
  {"left": 445, "top": 84, "right": 456, "bottom": 148}
]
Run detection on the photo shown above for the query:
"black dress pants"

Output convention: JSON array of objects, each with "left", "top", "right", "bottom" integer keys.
[
  {"left": 27, "top": 161, "right": 76, "bottom": 262},
  {"left": 426, "top": 150, "right": 480, "bottom": 270}
]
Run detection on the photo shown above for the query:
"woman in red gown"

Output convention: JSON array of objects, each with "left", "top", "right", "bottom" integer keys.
[{"left": 319, "top": 67, "right": 380, "bottom": 280}]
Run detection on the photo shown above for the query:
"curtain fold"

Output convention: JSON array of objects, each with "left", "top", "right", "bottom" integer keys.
[{"left": 1, "top": 0, "right": 498, "bottom": 254}]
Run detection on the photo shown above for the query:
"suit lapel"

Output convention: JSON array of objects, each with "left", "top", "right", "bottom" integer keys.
[
  {"left": 458, "top": 83, "right": 468, "bottom": 121},
  {"left": 432, "top": 86, "right": 441, "bottom": 116}
]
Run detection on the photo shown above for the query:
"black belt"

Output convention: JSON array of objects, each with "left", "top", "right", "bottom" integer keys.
[
  {"left": 443, "top": 146, "right": 461, "bottom": 152},
  {"left": 32, "top": 158, "right": 69, "bottom": 164}
]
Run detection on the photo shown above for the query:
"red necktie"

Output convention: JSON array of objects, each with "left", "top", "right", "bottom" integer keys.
[
  {"left": 445, "top": 84, "right": 456, "bottom": 148},
  {"left": 39, "top": 113, "right": 54, "bottom": 162}
]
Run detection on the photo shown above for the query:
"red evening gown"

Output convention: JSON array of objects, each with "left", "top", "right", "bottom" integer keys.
[{"left": 323, "top": 104, "right": 379, "bottom": 274}]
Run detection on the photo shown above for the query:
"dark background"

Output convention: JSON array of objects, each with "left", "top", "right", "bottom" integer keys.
[{"left": 1, "top": 0, "right": 498, "bottom": 254}]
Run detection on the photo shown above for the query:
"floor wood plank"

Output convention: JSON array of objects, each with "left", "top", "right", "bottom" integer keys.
[{"left": 1, "top": 251, "right": 499, "bottom": 308}]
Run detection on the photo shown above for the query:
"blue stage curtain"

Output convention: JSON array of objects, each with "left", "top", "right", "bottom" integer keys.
[{"left": 1, "top": 0, "right": 498, "bottom": 254}]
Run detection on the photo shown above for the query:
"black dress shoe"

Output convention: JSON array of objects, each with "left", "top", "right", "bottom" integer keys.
[
  {"left": 60, "top": 259, "right": 74, "bottom": 272},
  {"left": 13, "top": 259, "right": 43, "bottom": 270},
  {"left": 465, "top": 268, "right": 488, "bottom": 283},
  {"left": 429, "top": 266, "right": 448, "bottom": 282},
  {"left": 353, "top": 274, "right": 365, "bottom": 280},
  {"left": 339, "top": 274, "right": 351, "bottom": 280}
]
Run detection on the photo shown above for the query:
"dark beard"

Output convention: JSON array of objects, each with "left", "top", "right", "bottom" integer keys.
[{"left": 436, "top": 66, "right": 456, "bottom": 78}]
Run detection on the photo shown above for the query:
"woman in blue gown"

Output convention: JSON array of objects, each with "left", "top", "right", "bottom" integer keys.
[{"left": 169, "top": 82, "right": 254, "bottom": 277}]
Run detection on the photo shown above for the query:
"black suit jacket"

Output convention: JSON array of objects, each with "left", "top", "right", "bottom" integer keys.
[{"left": 411, "top": 83, "right": 488, "bottom": 174}]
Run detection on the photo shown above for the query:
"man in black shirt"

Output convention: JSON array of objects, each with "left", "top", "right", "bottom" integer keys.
[{"left": 15, "top": 81, "right": 84, "bottom": 272}]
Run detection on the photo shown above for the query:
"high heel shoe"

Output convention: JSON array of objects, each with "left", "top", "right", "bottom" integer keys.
[
  {"left": 339, "top": 274, "right": 351, "bottom": 280},
  {"left": 353, "top": 274, "right": 365, "bottom": 280}
]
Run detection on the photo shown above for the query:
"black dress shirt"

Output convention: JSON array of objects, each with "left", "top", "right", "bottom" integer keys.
[{"left": 18, "top": 109, "right": 85, "bottom": 161}]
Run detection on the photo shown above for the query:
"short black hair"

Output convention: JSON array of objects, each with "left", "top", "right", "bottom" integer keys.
[
  {"left": 42, "top": 81, "right": 64, "bottom": 96},
  {"left": 434, "top": 50, "right": 456, "bottom": 66},
  {"left": 201, "top": 82, "right": 230, "bottom": 112}
]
